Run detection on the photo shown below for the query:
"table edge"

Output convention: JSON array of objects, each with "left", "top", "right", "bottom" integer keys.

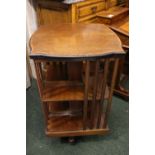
[{"left": 29, "top": 51, "right": 125, "bottom": 61}]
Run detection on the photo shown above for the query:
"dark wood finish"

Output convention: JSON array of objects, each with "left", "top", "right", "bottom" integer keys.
[
  {"left": 30, "top": 23, "right": 124, "bottom": 138},
  {"left": 37, "top": 0, "right": 69, "bottom": 11},
  {"left": 83, "top": 61, "right": 90, "bottom": 129},
  {"left": 90, "top": 60, "right": 99, "bottom": 129}
]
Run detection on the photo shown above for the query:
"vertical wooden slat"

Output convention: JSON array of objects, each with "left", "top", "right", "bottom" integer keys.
[
  {"left": 97, "top": 59, "right": 109, "bottom": 128},
  {"left": 34, "top": 61, "right": 43, "bottom": 98},
  {"left": 40, "top": 63, "right": 44, "bottom": 80},
  {"left": 57, "top": 62, "right": 61, "bottom": 80},
  {"left": 35, "top": 60, "right": 49, "bottom": 128},
  {"left": 83, "top": 61, "right": 90, "bottom": 130},
  {"left": 62, "top": 62, "right": 68, "bottom": 80},
  {"left": 93, "top": 100, "right": 100, "bottom": 129},
  {"left": 42, "top": 102, "right": 49, "bottom": 127},
  {"left": 90, "top": 60, "right": 99, "bottom": 129},
  {"left": 103, "top": 58, "right": 119, "bottom": 128}
]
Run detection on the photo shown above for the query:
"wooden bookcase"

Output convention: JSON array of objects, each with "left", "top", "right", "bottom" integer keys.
[
  {"left": 29, "top": 24, "right": 124, "bottom": 137},
  {"left": 33, "top": 59, "right": 119, "bottom": 137}
]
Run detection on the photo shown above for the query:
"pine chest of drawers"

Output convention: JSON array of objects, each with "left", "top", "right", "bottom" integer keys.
[{"left": 36, "top": 0, "right": 106, "bottom": 25}]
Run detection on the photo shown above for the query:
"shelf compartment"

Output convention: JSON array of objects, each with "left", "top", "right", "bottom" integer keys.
[
  {"left": 42, "top": 81, "right": 109, "bottom": 102},
  {"left": 42, "top": 81, "right": 84, "bottom": 102},
  {"left": 46, "top": 115, "right": 109, "bottom": 137}
]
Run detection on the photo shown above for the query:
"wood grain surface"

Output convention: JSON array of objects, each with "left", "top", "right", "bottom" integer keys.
[{"left": 30, "top": 23, "right": 124, "bottom": 60}]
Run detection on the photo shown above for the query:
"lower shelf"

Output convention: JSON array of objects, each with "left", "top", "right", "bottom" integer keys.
[{"left": 45, "top": 116, "right": 109, "bottom": 137}]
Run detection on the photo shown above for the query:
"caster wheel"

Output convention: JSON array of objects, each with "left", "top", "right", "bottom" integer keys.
[
  {"left": 68, "top": 137, "right": 76, "bottom": 144},
  {"left": 60, "top": 137, "right": 78, "bottom": 144}
]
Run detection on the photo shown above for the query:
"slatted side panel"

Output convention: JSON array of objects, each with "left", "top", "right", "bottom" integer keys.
[
  {"left": 87, "top": 58, "right": 119, "bottom": 130},
  {"left": 103, "top": 58, "right": 119, "bottom": 127},
  {"left": 88, "top": 59, "right": 110, "bottom": 129}
]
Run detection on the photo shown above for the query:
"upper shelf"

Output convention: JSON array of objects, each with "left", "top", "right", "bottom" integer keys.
[
  {"left": 30, "top": 23, "right": 124, "bottom": 60},
  {"left": 42, "top": 80, "right": 109, "bottom": 102}
]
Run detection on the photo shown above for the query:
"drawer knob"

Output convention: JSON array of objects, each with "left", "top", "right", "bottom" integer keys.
[{"left": 91, "top": 6, "right": 97, "bottom": 13}]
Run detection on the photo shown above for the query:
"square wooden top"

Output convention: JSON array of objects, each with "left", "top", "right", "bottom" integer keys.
[{"left": 30, "top": 23, "right": 124, "bottom": 60}]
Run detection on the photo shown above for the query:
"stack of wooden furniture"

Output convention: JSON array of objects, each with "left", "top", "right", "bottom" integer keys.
[{"left": 29, "top": 23, "right": 124, "bottom": 139}]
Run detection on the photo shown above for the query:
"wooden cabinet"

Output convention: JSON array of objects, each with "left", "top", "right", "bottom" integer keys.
[
  {"left": 75, "top": 0, "right": 106, "bottom": 22},
  {"left": 36, "top": 0, "right": 106, "bottom": 25},
  {"left": 29, "top": 24, "right": 124, "bottom": 137}
]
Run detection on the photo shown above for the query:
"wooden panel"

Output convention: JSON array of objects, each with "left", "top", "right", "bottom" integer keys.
[{"left": 37, "top": 8, "right": 71, "bottom": 25}]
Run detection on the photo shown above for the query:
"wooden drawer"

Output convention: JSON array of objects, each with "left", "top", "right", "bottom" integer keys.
[{"left": 77, "top": 2, "right": 105, "bottom": 19}]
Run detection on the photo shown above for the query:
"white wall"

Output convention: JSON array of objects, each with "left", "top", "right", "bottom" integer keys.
[{"left": 26, "top": 0, "right": 38, "bottom": 78}]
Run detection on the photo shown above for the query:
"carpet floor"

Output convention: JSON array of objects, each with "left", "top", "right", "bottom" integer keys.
[{"left": 26, "top": 80, "right": 129, "bottom": 155}]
